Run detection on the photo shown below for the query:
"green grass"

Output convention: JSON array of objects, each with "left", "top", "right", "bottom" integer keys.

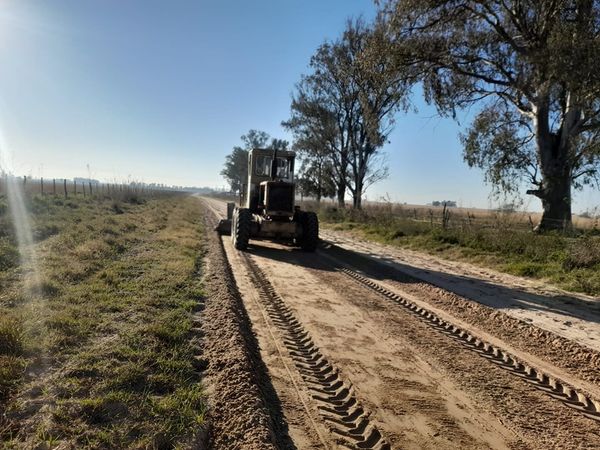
[
  {"left": 319, "top": 206, "right": 600, "bottom": 296},
  {"left": 0, "top": 193, "right": 206, "bottom": 448}
]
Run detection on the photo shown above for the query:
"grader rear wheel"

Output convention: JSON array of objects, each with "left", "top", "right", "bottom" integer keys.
[{"left": 300, "top": 211, "right": 319, "bottom": 252}]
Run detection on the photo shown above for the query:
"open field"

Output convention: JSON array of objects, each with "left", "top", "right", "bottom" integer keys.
[{"left": 0, "top": 194, "right": 206, "bottom": 448}]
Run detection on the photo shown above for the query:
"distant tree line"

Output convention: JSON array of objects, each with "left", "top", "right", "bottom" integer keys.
[
  {"left": 431, "top": 201, "right": 457, "bottom": 208},
  {"left": 222, "top": 1, "right": 600, "bottom": 231}
]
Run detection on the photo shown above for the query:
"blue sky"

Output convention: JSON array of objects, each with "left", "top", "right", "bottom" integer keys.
[{"left": 0, "top": 0, "right": 598, "bottom": 213}]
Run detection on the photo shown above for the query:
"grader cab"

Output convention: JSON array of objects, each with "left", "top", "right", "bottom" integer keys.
[{"left": 216, "top": 148, "right": 319, "bottom": 251}]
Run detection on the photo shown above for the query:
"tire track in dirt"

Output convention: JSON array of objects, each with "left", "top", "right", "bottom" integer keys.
[
  {"left": 204, "top": 198, "right": 599, "bottom": 448},
  {"left": 290, "top": 248, "right": 600, "bottom": 449},
  {"left": 337, "top": 265, "right": 600, "bottom": 423},
  {"left": 320, "top": 229, "right": 600, "bottom": 353},
  {"left": 316, "top": 239, "right": 600, "bottom": 398},
  {"left": 202, "top": 198, "right": 520, "bottom": 448},
  {"left": 252, "top": 244, "right": 523, "bottom": 449},
  {"left": 241, "top": 251, "right": 391, "bottom": 450}
]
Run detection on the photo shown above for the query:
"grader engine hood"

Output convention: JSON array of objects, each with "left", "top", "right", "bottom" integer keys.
[{"left": 261, "top": 181, "right": 294, "bottom": 217}]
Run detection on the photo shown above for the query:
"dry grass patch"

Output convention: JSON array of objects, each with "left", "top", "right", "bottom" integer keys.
[{"left": 0, "top": 194, "right": 207, "bottom": 448}]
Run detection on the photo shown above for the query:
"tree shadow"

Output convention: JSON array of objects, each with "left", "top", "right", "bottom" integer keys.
[{"left": 245, "top": 239, "right": 600, "bottom": 328}]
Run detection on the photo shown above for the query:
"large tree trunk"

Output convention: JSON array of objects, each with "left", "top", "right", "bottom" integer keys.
[
  {"left": 336, "top": 182, "right": 346, "bottom": 208},
  {"left": 537, "top": 173, "right": 571, "bottom": 231},
  {"left": 532, "top": 134, "right": 573, "bottom": 231},
  {"left": 353, "top": 181, "right": 363, "bottom": 209},
  {"left": 336, "top": 156, "right": 348, "bottom": 208},
  {"left": 316, "top": 163, "right": 322, "bottom": 203},
  {"left": 531, "top": 95, "right": 573, "bottom": 232}
]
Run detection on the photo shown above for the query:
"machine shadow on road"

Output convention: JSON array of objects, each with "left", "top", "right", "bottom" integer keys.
[{"left": 245, "top": 239, "right": 600, "bottom": 328}]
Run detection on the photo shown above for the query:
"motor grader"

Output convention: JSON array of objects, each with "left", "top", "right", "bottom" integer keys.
[{"left": 216, "top": 148, "right": 319, "bottom": 251}]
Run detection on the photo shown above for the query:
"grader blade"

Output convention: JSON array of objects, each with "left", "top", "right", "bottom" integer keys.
[{"left": 215, "top": 218, "right": 232, "bottom": 235}]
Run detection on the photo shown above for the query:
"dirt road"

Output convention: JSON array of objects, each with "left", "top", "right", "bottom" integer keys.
[
  {"left": 200, "top": 197, "right": 600, "bottom": 449},
  {"left": 320, "top": 229, "right": 600, "bottom": 352}
]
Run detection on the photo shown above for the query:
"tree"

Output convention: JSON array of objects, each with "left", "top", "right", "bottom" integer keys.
[
  {"left": 221, "top": 129, "right": 270, "bottom": 192},
  {"left": 283, "top": 88, "right": 346, "bottom": 204},
  {"left": 379, "top": 0, "right": 600, "bottom": 230},
  {"left": 344, "top": 18, "right": 409, "bottom": 208},
  {"left": 285, "top": 18, "right": 409, "bottom": 208},
  {"left": 283, "top": 55, "right": 352, "bottom": 207},
  {"left": 221, "top": 146, "right": 248, "bottom": 193},
  {"left": 220, "top": 130, "right": 289, "bottom": 192},
  {"left": 269, "top": 138, "right": 289, "bottom": 151},
  {"left": 297, "top": 155, "right": 337, "bottom": 202}
]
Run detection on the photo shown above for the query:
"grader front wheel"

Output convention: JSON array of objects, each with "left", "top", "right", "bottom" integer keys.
[{"left": 232, "top": 208, "right": 251, "bottom": 250}]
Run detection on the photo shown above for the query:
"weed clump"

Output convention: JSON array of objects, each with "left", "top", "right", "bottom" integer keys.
[
  {"left": 34, "top": 223, "right": 60, "bottom": 241},
  {"left": 111, "top": 202, "right": 124, "bottom": 214},
  {"left": 0, "top": 314, "right": 25, "bottom": 356},
  {"left": 563, "top": 237, "right": 600, "bottom": 270},
  {"left": 0, "top": 238, "right": 19, "bottom": 270},
  {"left": 0, "top": 356, "right": 26, "bottom": 399}
]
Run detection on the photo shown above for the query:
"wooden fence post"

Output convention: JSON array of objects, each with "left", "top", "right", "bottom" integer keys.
[
  {"left": 89, "top": 182, "right": 93, "bottom": 197},
  {"left": 82, "top": 182, "right": 86, "bottom": 197},
  {"left": 64, "top": 179, "right": 68, "bottom": 198},
  {"left": 53, "top": 178, "right": 56, "bottom": 196},
  {"left": 41, "top": 177, "right": 44, "bottom": 196},
  {"left": 74, "top": 180, "right": 77, "bottom": 195}
]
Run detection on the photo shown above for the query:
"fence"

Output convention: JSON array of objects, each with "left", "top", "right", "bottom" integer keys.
[
  {"left": 299, "top": 198, "right": 600, "bottom": 232},
  {"left": 0, "top": 175, "right": 183, "bottom": 201}
]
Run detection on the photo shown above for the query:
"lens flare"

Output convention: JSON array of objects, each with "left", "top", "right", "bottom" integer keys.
[{"left": 0, "top": 129, "right": 41, "bottom": 296}]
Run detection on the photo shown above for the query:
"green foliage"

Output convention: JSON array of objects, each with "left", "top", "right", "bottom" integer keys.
[
  {"left": 378, "top": 1, "right": 600, "bottom": 228},
  {"left": 285, "top": 18, "right": 410, "bottom": 207},
  {"left": 297, "top": 158, "right": 337, "bottom": 200},
  {"left": 461, "top": 103, "right": 537, "bottom": 195},
  {"left": 221, "top": 146, "right": 249, "bottom": 193}
]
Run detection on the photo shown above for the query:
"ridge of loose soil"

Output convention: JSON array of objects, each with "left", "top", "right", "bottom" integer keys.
[{"left": 199, "top": 207, "right": 292, "bottom": 449}]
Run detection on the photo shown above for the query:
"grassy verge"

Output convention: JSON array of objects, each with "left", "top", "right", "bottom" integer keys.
[
  {"left": 319, "top": 206, "right": 600, "bottom": 296},
  {"left": 0, "top": 194, "right": 206, "bottom": 448}
]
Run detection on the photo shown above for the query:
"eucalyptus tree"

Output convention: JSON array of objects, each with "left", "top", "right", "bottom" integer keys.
[
  {"left": 283, "top": 48, "right": 353, "bottom": 207},
  {"left": 379, "top": 0, "right": 600, "bottom": 230},
  {"left": 283, "top": 81, "right": 348, "bottom": 206},
  {"left": 297, "top": 157, "right": 337, "bottom": 202},
  {"left": 285, "top": 18, "right": 410, "bottom": 208}
]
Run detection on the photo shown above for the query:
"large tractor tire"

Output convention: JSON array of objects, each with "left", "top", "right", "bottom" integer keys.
[
  {"left": 300, "top": 211, "right": 319, "bottom": 252},
  {"left": 232, "top": 208, "right": 252, "bottom": 250}
]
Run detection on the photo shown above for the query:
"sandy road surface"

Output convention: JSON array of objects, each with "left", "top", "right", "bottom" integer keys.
[
  {"left": 320, "top": 229, "right": 600, "bottom": 352},
  {"left": 200, "top": 197, "right": 600, "bottom": 449}
]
